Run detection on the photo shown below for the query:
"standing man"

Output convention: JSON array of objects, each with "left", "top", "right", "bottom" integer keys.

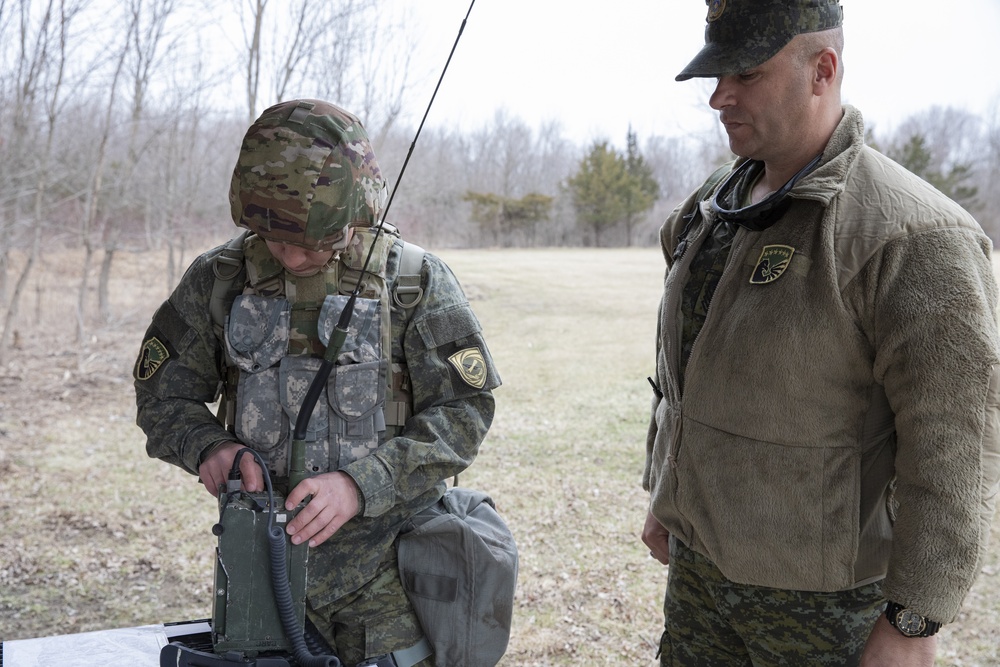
[
  {"left": 134, "top": 99, "right": 503, "bottom": 666},
  {"left": 641, "top": 2, "right": 1000, "bottom": 666}
]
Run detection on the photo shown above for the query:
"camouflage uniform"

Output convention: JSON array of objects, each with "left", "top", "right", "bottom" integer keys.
[
  {"left": 134, "top": 100, "right": 501, "bottom": 665},
  {"left": 659, "top": 537, "right": 883, "bottom": 667}
]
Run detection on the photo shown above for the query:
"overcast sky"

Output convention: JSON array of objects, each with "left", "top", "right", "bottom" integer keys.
[{"left": 391, "top": 0, "right": 1000, "bottom": 146}]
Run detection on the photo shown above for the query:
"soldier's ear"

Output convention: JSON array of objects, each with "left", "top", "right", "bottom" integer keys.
[{"left": 813, "top": 48, "right": 839, "bottom": 93}]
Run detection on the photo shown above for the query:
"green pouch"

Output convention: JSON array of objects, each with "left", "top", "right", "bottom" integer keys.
[{"left": 397, "top": 487, "right": 518, "bottom": 667}]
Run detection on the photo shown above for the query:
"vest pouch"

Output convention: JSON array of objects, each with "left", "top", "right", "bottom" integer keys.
[
  {"left": 328, "top": 360, "right": 385, "bottom": 468},
  {"left": 318, "top": 294, "right": 380, "bottom": 364},
  {"left": 281, "top": 356, "right": 332, "bottom": 476},
  {"left": 224, "top": 295, "right": 291, "bottom": 373},
  {"left": 397, "top": 488, "right": 519, "bottom": 667},
  {"left": 234, "top": 366, "right": 285, "bottom": 455},
  {"left": 318, "top": 295, "right": 387, "bottom": 469},
  {"left": 228, "top": 296, "right": 292, "bottom": 463}
]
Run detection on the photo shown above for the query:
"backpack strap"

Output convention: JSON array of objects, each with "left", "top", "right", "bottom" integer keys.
[
  {"left": 697, "top": 162, "right": 732, "bottom": 203},
  {"left": 383, "top": 239, "right": 426, "bottom": 433},
  {"left": 393, "top": 240, "right": 426, "bottom": 310},
  {"left": 672, "top": 162, "right": 733, "bottom": 261},
  {"left": 210, "top": 231, "right": 248, "bottom": 430},
  {"left": 210, "top": 230, "right": 249, "bottom": 338}
]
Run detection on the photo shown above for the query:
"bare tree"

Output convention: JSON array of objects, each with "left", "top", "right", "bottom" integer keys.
[
  {"left": 95, "top": 0, "right": 182, "bottom": 322},
  {"left": 0, "top": 0, "right": 16, "bottom": 303},
  {"left": 973, "top": 99, "right": 1000, "bottom": 242},
  {"left": 241, "top": 0, "right": 264, "bottom": 123},
  {"left": 235, "top": 0, "right": 411, "bottom": 143},
  {"left": 75, "top": 26, "right": 129, "bottom": 342},
  {"left": 0, "top": 0, "right": 85, "bottom": 362},
  {"left": 348, "top": 6, "right": 413, "bottom": 148}
]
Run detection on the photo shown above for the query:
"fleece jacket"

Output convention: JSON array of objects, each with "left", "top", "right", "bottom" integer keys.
[{"left": 644, "top": 105, "right": 1000, "bottom": 624}]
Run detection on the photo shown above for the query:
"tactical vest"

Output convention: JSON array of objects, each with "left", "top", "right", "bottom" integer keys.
[{"left": 211, "top": 226, "right": 424, "bottom": 480}]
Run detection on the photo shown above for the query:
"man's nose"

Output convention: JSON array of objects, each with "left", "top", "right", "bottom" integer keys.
[{"left": 709, "top": 77, "right": 735, "bottom": 110}]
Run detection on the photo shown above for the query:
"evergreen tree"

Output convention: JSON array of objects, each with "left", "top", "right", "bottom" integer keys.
[
  {"left": 567, "top": 134, "right": 660, "bottom": 247},
  {"left": 623, "top": 127, "right": 660, "bottom": 246},
  {"left": 463, "top": 191, "right": 553, "bottom": 247},
  {"left": 567, "top": 141, "right": 627, "bottom": 246}
]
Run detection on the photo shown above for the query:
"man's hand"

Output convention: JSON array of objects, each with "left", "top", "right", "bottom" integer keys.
[
  {"left": 284, "top": 471, "right": 361, "bottom": 548},
  {"left": 859, "top": 613, "right": 937, "bottom": 667},
  {"left": 198, "top": 441, "right": 264, "bottom": 497},
  {"left": 642, "top": 510, "right": 671, "bottom": 564}
]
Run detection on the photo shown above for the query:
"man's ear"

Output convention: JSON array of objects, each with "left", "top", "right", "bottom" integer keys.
[{"left": 813, "top": 48, "right": 839, "bottom": 93}]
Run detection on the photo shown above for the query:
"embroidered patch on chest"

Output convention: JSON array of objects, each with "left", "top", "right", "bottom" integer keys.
[
  {"left": 448, "top": 347, "right": 487, "bottom": 389},
  {"left": 134, "top": 337, "right": 170, "bottom": 381},
  {"left": 749, "top": 245, "right": 795, "bottom": 285}
]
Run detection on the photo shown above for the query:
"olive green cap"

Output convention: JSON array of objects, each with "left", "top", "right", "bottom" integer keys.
[
  {"left": 229, "top": 99, "right": 387, "bottom": 251},
  {"left": 676, "top": 0, "right": 844, "bottom": 81}
]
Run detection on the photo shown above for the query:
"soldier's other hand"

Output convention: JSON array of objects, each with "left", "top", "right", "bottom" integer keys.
[
  {"left": 642, "top": 510, "right": 671, "bottom": 565},
  {"left": 284, "top": 471, "right": 360, "bottom": 548},
  {"left": 859, "top": 614, "right": 937, "bottom": 667},
  {"left": 197, "top": 441, "right": 264, "bottom": 497}
]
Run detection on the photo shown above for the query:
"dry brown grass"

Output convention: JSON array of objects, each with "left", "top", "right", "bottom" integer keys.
[{"left": 0, "top": 245, "right": 997, "bottom": 666}]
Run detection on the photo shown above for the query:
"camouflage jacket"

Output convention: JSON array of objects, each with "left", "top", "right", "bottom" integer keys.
[{"left": 134, "top": 228, "right": 501, "bottom": 606}]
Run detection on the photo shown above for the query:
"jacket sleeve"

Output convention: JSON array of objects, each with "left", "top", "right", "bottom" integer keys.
[
  {"left": 854, "top": 226, "right": 1000, "bottom": 623},
  {"left": 340, "top": 252, "right": 501, "bottom": 518},
  {"left": 133, "top": 250, "right": 233, "bottom": 475}
]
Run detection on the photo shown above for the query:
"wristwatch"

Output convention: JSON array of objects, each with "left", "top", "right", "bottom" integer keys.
[{"left": 885, "top": 601, "right": 942, "bottom": 638}]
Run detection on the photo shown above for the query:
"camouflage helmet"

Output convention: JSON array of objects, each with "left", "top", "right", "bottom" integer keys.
[
  {"left": 229, "top": 99, "right": 387, "bottom": 251},
  {"left": 676, "top": 0, "right": 843, "bottom": 81}
]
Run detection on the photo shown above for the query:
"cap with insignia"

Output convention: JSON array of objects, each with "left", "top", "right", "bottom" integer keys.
[{"left": 677, "top": 0, "right": 844, "bottom": 81}]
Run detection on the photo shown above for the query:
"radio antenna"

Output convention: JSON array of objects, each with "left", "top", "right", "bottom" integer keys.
[
  {"left": 380, "top": 0, "right": 476, "bottom": 227},
  {"left": 292, "top": 0, "right": 477, "bottom": 445}
]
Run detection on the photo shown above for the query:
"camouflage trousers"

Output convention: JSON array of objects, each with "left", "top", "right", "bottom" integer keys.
[
  {"left": 658, "top": 536, "right": 884, "bottom": 667},
  {"left": 307, "top": 550, "right": 433, "bottom": 667}
]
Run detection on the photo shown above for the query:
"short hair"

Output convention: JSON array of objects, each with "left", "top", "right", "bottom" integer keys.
[{"left": 792, "top": 27, "right": 844, "bottom": 82}]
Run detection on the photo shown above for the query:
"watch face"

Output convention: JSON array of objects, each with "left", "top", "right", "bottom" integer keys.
[{"left": 895, "top": 609, "right": 927, "bottom": 636}]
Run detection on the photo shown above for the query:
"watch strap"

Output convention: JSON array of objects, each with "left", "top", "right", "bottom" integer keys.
[{"left": 885, "top": 601, "right": 942, "bottom": 638}]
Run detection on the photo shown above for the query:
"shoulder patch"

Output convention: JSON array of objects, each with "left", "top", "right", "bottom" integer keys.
[
  {"left": 448, "top": 347, "right": 487, "bottom": 389},
  {"left": 749, "top": 245, "right": 794, "bottom": 285},
  {"left": 135, "top": 337, "right": 170, "bottom": 381}
]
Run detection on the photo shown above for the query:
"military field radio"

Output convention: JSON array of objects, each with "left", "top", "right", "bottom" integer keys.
[{"left": 159, "top": 3, "right": 476, "bottom": 666}]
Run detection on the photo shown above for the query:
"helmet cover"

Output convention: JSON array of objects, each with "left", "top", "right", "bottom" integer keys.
[{"left": 229, "top": 99, "right": 387, "bottom": 250}]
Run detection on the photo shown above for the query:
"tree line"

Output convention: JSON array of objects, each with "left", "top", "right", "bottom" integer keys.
[{"left": 2, "top": 0, "right": 999, "bottom": 361}]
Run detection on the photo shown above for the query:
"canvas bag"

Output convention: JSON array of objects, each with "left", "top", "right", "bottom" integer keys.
[{"left": 397, "top": 487, "right": 518, "bottom": 667}]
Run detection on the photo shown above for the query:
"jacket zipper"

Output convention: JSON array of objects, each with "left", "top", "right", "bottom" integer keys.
[{"left": 663, "top": 200, "right": 715, "bottom": 402}]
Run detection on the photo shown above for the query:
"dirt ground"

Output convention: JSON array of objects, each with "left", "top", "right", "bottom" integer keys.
[{"left": 1, "top": 245, "right": 998, "bottom": 666}]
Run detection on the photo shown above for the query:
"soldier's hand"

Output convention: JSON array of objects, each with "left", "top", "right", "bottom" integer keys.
[
  {"left": 197, "top": 441, "right": 265, "bottom": 497},
  {"left": 642, "top": 510, "right": 671, "bottom": 565},
  {"left": 284, "top": 471, "right": 360, "bottom": 548},
  {"left": 859, "top": 614, "right": 937, "bottom": 666}
]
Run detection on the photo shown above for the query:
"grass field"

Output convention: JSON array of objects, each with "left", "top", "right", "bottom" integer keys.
[{"left": 0, "top": 246, "right": 997, "bottom": 666}]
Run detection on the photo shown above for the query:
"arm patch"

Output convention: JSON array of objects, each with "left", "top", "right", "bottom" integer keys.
[
  {"left": 134, "top": 335, "right": 172, "bottom": 381},
  {"left": 447, "top": 347, "right": 488, "bottom": 389},
  {"left": 133, "top": 299, "right": 191, "bottom": 383}
]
